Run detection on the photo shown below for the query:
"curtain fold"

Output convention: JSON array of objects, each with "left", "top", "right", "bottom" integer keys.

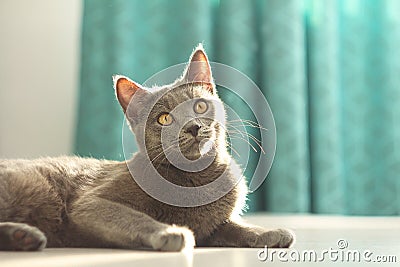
[
  {"left": 260, "top": 0, "right": 310, "bottom": 212},
  {"left": 76, "top": 0, "right": 400, "bottom": 215},
  {"left": 306, "top": 0, "right": 344, "bottom": 214},
  {"left": 215, "top": 0, "right": 263, "bottom": 211}
]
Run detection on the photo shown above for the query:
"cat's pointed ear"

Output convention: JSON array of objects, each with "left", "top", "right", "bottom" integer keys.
[
  {"left": 113, "top": 75, "right": 145, "bottom": 113},
  {"left": 182, "top": 44, "right": 215, "bottom": 94}
]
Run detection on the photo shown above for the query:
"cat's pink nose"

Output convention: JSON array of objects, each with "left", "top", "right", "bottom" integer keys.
[{"left": 185, "top": 124, "right": 201, "bottom": 137}]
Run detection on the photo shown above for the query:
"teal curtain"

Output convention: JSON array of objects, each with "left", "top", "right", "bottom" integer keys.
[{"left": 76, "top": 0, "right": 400, "bottom": 215}]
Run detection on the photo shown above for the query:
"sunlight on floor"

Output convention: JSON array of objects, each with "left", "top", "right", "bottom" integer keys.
[{"left": 1, "top": 214, "right": 399, "bottom": 267}]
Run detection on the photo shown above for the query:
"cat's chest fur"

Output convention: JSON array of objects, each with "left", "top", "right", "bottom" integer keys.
[
  {"left": 151, "top": 164, "right": 242, "bottom": 238},
  {"left": 144, "top": 185, "right": 240, "bottom": 241},
  {"left": 136, "top": 158, "right": 244, "bottom": 238},
  {"left": 96, "top": 159, "right": 246, "bottom": 242}
]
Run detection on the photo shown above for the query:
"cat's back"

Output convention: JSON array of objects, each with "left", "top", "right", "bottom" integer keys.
[
  {"left": 0, "top": 156, "right": 109, "bottom": 173},
  {"left": 0, "top": 156, "right": 121, "bottom": 202}
]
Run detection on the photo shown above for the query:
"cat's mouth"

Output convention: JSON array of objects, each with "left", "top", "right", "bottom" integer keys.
[
  {"left": 179, "top": 138, "right": 199, "bottom": 152},
  {"left": 192, "top": 136, "right": 206, "bottom": 144}
]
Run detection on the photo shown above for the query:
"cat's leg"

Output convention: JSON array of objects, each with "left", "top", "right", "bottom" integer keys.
[
  {"left": 0, "top": 222, "right": 47, "bottom": 251},
  {"left": 70, "top": 196, "right": 195, "bottom": 251},
  {"left": 200, "top": 220, "right": 294, "bottom": 248}
]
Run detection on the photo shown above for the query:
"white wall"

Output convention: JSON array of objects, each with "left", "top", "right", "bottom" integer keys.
[{"left": 0, "top": 0, "right": 82, "bottom": 158}]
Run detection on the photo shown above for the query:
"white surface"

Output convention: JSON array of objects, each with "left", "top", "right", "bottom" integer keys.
[
  {"left": 0, "top": 0, "right": 82, "bottom": 158},
  {"left": 1, "top": 214, "right": 399, "bottom": 267}
]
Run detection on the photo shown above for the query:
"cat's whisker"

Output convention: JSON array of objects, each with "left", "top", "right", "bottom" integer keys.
[
  {"left": 147, "top": 138, "right": 183, "bottom": 153},
  {"left": 143, "top": 138, "right": 185, "bottom": 176},
  {"left": 143, "top": 148, "right": 173, "bottom": 176},
  {"left": 229, "top": 134, "right": 260, "bottom": 153},
  {"left": 228, "top": 119, "right": 262, "bottom": 126},
  {"left": 226, "top": 124, "right": 245, "bottom": 138},
  {"left": 227, "top": 122, "right": 268, "bottom": 132},
  {"left": 231, "top": 129, "right": 261, "bottom": 144},
  {"left": 147, "top": 139, "right": 180, "bottom": 152},
  {"left": 228, "top": 130, "right": 265, "bottom": 154},
  {"left": 244, "top": 131, "right": 262, "bottom": 144},
  {"left": 151, "top": 145, "right": 178, "bottom": 164},
  {"left": 227, "top": 119, "right": 268, "bottom": 131},
  {"left": 155, "top": 149, "right": 176, "bottom": 172},
  {"left": 146, "top": 143, "right": 164, "bottom": 151}
]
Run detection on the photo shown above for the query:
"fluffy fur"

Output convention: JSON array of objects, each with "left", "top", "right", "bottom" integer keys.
[{"left": 0, "top": 45, "right": 294, "bottom": 251}]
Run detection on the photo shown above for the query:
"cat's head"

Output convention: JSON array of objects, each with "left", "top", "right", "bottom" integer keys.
[{"left": 113, "top": 45, "right": 227, "bottom": 165}]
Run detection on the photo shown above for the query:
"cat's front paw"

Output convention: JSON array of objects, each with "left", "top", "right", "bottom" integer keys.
[
  {"left": 255, "top": 229, "right": 295, "bottom": 248},
  {"left": 0, "top": 223, "right": 47, "bottom": 251},
  {"left": 149, "top": 225, "right": 195, "bottom": 252}
]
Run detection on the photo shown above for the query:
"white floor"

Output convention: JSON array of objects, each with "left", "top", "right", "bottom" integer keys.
[{"left": 1, "top": 214, "right": 399, "bottom": 267}]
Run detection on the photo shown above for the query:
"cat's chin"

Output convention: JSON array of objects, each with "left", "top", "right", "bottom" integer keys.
[
  {"left": 181, "top": 145, "right": 202, "bottom": 161},
  {"left": 199, "top": 138, "right": 213, "bottom": 156},
  {"left": 181, "top": 138, "right": 214, "bottom": 160}
]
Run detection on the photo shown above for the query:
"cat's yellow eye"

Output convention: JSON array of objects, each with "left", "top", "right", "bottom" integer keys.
[
  {"left": 194, "top": 100, "right": 208, "bottom": 114},
  {"left": 158, "top": 113, "right": 173, "bottom": 126}
]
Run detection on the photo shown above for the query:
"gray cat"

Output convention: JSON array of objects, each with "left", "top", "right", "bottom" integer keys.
[{"left": 0, "top": 45, "right": 294, "bottom": 251}]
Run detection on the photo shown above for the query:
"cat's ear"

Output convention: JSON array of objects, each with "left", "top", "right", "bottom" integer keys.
[
  {"left": 113, "top": 75, "right": 146, "bottom": 113},
  {"left": 182, "top": 44, "right": 215, "bottom": 94}
]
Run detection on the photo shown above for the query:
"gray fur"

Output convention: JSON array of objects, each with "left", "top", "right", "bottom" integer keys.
[{"left": 0, "top": 45, "right": 294, "bottom": 251}]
